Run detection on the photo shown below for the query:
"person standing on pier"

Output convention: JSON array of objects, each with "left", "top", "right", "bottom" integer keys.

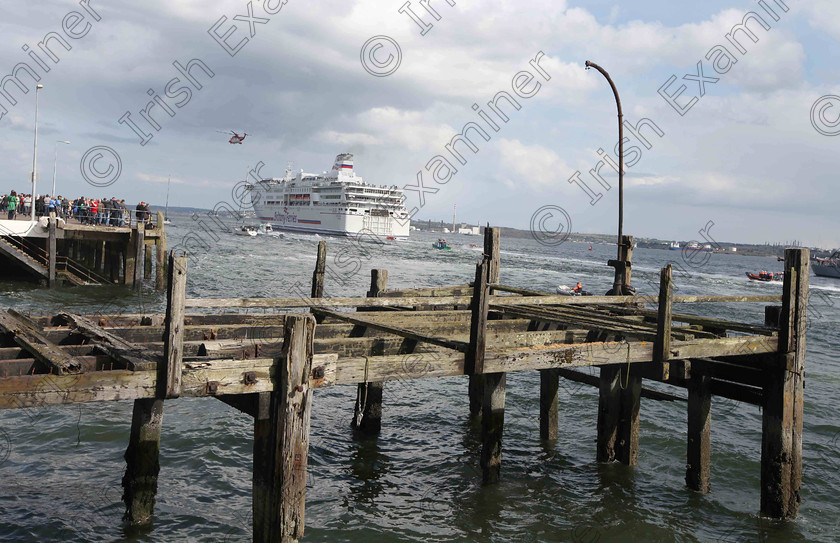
[
  {"left": 22, "top": 194, "right": 31, "bottom": 215},
  {"left": 5, "top": 191, "right": 18, "bottom": 220}
]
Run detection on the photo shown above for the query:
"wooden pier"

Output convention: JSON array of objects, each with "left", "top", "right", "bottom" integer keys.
[
  {"left": 0, "top": 212, "right": 167, "bottom": 287},
  {"left": 0, "top": 229, "right": 809, "bottom": 541}
]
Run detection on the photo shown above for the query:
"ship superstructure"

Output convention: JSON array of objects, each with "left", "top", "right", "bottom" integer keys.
[{"left": 245, "top": 154, "right": 410, "bottom": 238}]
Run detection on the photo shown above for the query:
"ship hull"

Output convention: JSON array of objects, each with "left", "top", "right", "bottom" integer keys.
[
  {"left": 813, "top": 263, "right": 840, "bottom": 279},
  {"left": 254, "top": 205, "right": 410, "bottom": 239}
]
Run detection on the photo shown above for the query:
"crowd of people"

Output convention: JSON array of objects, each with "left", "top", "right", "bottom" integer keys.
[{"left": 1, "top": 191, "right": 155, "bottom": 227}]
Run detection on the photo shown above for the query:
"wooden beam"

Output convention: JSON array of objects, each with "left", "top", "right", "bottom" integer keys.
[
  {"left": 161, "top": 253, "right": 187, "bottom": 399},
  {"left": 597, "top": 365, "right": 621, "bottom": 463},
  {"left": 54, "top": 312, "right": 159, "bottom": 371},
  {"left": 539, "top": 368, "right": 560, "bottom": 440},
  {"left": 254, "top": 315, "right": 315, "bottom": 543},
  {"left": 0, "top": 311, "right": 81, "bottom": 375},
  {"left": 616, "top": 371, "right": 641, "bottom": 466},
  {"left": 480, "top": 371, "right": 505, "bottom": 483},
  {"left": 134, "top": 225, "right": 145, "bottom": 288},
  {"left": 761, "top": 248, "right": 808, "bottom": 519}
]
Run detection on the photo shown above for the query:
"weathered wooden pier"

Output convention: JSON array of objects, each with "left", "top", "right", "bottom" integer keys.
[
  {"left": 0, "top": 229, "right": 809, "bottom": 541},
  {"left": 0, "top": 212, "right": 167, "bottom": 287}
]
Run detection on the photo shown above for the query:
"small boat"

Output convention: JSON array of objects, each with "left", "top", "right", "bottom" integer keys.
[
  {"left": 557, "top": 284, "right": 590, "bottom": 296},
  {"left": 237, "top": 225, "right": 258, "bottom": 237},
  {"left": 386, "top": 235, "right": 396, "bottom": 241},
  {"left": 812, "top": 253, "right": 840, "bottom": 278},
  {"left": 258, "top": 223, "right": 273, "bottom": 234},
  {"left": 669, "top": 242, "right": 681, "bottom": 250},
  {"left": 745, "top": 271, "right": 782, "bottom": 282},
  {"left": 588, "top": 245, "right": 593, "bottom": 251},
  {"left": 469, "top": 243, "right": 478, "bottom": 248},
  {"left": 433, "top": 239, "right": 451, "bottom": 250}
]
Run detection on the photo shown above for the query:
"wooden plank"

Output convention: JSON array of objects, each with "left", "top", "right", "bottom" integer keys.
[
  {"left": 161, "top": 253, "right": 187, "bottom": 398},
  {"left": 686, "top": 360, "right": 711, "bottom": 493},
  {"left": 55, "top": 312, "right": 159, "bottom": 371},
  {"left": 378, "top": 284, "right": 471, "bottom": 298},
  {"left": 313, "top": 308, "right": 468, "bottom": 353},
  {"left": 0, "top": 311, "right": 81, "bottom": 375},
  {"left": 121, "top": 397, "right": 164, "bottom": 526},
  {"left": 186, "top": 294, "right": 473, "bottom": 309},
  {"left": 761, "top": 248, "right": 808, "bottom": 519},
  {"left": 254, "top": 315, "right": 315, "bottom": 543},
  {"left": 555, "top": 368, "right": 684, "bottom": 402}
]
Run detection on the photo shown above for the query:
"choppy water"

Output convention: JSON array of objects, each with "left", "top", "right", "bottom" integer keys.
[{"left": 1, "top": 215, "right": 839, "bottom": 543}]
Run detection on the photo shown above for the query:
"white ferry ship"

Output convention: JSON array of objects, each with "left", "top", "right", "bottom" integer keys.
[{"left": 245, "top": 153, "right": 410, "bottom": 238}]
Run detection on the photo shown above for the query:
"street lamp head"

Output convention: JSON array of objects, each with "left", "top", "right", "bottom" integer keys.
[
  {"left": 36, "top": 84, "right": 43, "bottom": 89},
  {"left": 585, "top": 60, "right": 592, "bottom": 69},
  {"left": 59, "top": 140, "right": 70, "bottom": 144}
]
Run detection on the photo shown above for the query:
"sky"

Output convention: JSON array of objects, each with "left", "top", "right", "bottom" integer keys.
[{"left": 0, "top": 0, "right": 838, "bottom": 247}]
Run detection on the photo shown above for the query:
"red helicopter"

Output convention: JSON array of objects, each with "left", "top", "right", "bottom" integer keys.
[{"left": 217, "top": 130, "right": 248, "bottom": 144}]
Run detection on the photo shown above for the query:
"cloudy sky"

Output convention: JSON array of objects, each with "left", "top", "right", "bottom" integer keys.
[{"left": 0, "top": 0, "right": 837, "bottom": 247}]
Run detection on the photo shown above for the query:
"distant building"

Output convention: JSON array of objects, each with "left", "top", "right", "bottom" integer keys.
[{"left": 458, "top": 226, "right": 480, "bottom": 235}]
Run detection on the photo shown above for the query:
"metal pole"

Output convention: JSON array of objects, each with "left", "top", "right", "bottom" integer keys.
[
  {"left": 584, "top": 61, "right": 623, "bottom": 259},
  {"left": 31, "top": 84, "right": 43, "bottom": 223}
]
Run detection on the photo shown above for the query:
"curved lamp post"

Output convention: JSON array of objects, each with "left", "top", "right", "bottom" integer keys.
[{"left": 585, "top": 60, "right": 632, "bottom": 295}]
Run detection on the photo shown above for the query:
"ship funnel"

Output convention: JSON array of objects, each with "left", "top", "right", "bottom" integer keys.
[{"left": 332, "top": 153, "right": 354, "bottom": 172}]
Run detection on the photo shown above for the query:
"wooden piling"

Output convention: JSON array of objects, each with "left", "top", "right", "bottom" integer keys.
[
  {"left": 539, "top": 368, "right": 560, "bottom": 441},
  {"left": 253, "top": 315, "right": 316, "bottom": 543},
  {"left": 160, "top": 252, "right": 186, "bottom": 399},
  {"left": 597, "top": 235, "right": 639, "bottom": 464},
  {"left": 654, "top": 265, "right": 673, "bottom": 380},
  {"left": 144, "top": 243, "right": 153, "bottom": 280},
  {"left": 155, "top": 213, "right": 167, "bottom": 291},
  {"left": 760, "top": 248, "right": 808, "bottom": 519},
  {"left": 124, "top": 227, "right": 137, "bottom": 286},
  {"left": 47, "top": 214, "right": 56, "bottom": 288},
  {"left": 352, "top": 269, "right": 387, "bottom": 434},
  {"left": 481, "top": 371, "right": 506, "bottom": 483},
  {"left": 469, "top": 227, "right": 499, "bottom": 417},
  {"left": 134, "top": 226, "right": 145, "bottom": 288},
  {"left": 311, "top": 241, "right": 327, "bottom": 298},
  {"left": 121, "top": 397, "right": 164, "bottom": 526},
  {"left": 686, "top": 359, "right": 711, "bottom": 493},
  {"left": 99, "top": 241, "right": 106, "bottom": 273},
  {"left": 467, "top": 258, "right": 490, "bottom": 417}
]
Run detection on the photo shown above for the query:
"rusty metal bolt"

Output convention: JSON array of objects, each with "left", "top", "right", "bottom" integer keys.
[
  {"left": 205, "top": 381, "right": 219, "bottom": 395},
  {"left": 255, "top": 344, "right": 262, "bottom": 357},
  {"left": 295, "top": 385, "right": 304, "bottom": 393},
  {"left": 210, "top": 329, "right": 218, "bottom": 340},
  {"left": 312, "top": 366, "right": 325, "bottom": 380},
  {"left": 243, "top": 371, "right": 257, "bottom": 385}
]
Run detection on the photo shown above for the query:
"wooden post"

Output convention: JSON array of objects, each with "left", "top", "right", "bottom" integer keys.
[
  {"left": 253, "top": 315, "right": 316, "bottom": 543},
  {"left": 469, "top": 227, "right": 499, "bottom": 416},
  {"left": 121, "top": 397, "right": 164, "bottom": 526},
  {"left": 480, "top": 370, "right": 506, "bottom": 484},
  {"left": 134, "top": 225, "right": 145, "bottom": 288},
  {"left": 654, "top": 265, "right": 673, "bottom": 380},
  {"left": 352, "top": 269, "right": 386, "bottom": 434},
  {"left": 597, "top": 235, "right": 638, "bottom": 464},
  {"left": 144, "top": 242, "right": 153, "bottom": 280},
  {"left": 47, "top": 214, "right": 56, "bottom": 287},
  {"left": 596, "top": 365, "right": 621, "bottom": 462},
  {"left": 155, "top": 217, "right": 167, "bottom": 291},
  {"left": 686, "top": 359, "right": 711, "bottom": 493},
  {"left": 466, "top": 258, "right": 490, "bottom": 416},
  {"left": 539, "top": 368, "right": 560, "bottom": 441},
  {"left": 124, "top": 227, "right": 137, "bottom": 286},
  {"left": 761, "top": 248, "right": 808, "bottom": 519},
  {"left": 311, "top": 241, "right": 327, "bottom": 298},
  {"left": 98, "top": 241, "right": 106, "bottom": 273},
  {"left": 160, "top": 252, "right": 186, "bottom": 399}
]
